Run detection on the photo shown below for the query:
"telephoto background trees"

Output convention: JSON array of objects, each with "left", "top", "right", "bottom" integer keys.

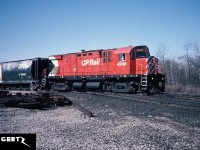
[{"left": 156, "top": 42, "right": 200, "bottom": 94}]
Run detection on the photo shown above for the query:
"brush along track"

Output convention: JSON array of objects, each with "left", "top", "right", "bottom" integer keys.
[
  {"left": 0, "top": 91, "right": 72, "bottom": 109},
  {"left": 87, "top": 91, "right": 200, "bottom": 111}
]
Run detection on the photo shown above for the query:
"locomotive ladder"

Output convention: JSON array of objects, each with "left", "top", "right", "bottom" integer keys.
[{"left": 141, "top": 74, "right": 148, "bottom": 86}]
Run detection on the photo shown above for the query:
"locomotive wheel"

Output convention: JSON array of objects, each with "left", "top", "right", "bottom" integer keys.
[
  {"left": 133, "top": 86, "right": 138, "bottom": 94},
  {"left": 158, "top": 82, "right": 165, "bottom": 92},
  {"left": 147, "top": 86, "right": 155, "bottom": 96},
  {"left": 106, "top": 85, "right": 112, "bottom": 92},
  {"left": 129, "top": 86, "right": 138, "bottom": 94}
]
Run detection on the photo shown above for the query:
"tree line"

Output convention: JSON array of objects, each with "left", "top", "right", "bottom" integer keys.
[{"left": 156, "top": 42, "right": 200, "bottom": 94}]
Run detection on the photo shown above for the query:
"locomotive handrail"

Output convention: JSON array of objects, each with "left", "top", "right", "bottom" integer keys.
[{"left": 66, "top": 71, "right": 113, "bottom": 76}]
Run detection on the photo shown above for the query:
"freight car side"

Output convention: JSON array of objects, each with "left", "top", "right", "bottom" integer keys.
[{"left": 0, "top": 58, "right": 49, "bottom": 90}]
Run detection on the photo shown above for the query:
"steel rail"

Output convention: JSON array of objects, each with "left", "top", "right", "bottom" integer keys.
[{"left": 87, "top": 91, "right": 200, "bottom": 112}]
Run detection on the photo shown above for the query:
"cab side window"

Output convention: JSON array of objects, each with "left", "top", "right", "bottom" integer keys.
[{"left": 118, "top": 54, "right": 126, "bottom": 61}]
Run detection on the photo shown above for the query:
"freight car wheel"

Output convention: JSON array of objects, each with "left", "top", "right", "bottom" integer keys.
[{"left": 30, "top": 84, "right": 39, "bottom": 91}]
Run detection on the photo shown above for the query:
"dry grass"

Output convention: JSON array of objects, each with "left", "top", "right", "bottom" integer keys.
[{"left": 166, "top": 84, "right": 200, "bottom": 94}]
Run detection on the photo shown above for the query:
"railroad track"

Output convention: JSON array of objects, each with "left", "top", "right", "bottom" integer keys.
[
  {"left": 87, "top": 91, "right": 200, "bottom": 112},
  {"left": 1, "top": 90, "right": 200, "bottom": 112}
]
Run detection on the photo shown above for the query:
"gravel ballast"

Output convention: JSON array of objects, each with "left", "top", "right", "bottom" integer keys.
[{"left": 0, "top": 91, "right": 200, "bottom": 150}]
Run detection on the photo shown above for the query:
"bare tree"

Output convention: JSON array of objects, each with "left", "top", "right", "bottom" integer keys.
[
  {"left": 156, "top": 41, "right": 200, "bottom": 94},
  {"left": 184, "top": 42, "right": 192, "bottom": 80},
  {"left": 156, "top": 43, "right": 173, "bottom": 85},
  {"left": 156, "top": 43, "right": 169, "bottom": 66}
]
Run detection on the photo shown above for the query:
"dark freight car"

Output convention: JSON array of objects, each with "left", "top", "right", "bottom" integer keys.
[{"left": 0, "top": 58, "right": 49, "bottom": 90}]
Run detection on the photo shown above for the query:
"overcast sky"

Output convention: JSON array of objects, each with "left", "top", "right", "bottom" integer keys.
[{"left": 0, "top": 0, "right": 200, "bottom": 61}]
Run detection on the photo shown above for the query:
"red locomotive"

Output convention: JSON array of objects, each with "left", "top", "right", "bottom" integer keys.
[{"left": 46, "top": 45, "right": 165, "bottom": 95}]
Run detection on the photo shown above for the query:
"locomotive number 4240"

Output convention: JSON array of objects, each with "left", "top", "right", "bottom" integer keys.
[{"left": 117, "top": 61, "right": 126, "bottom": 66}]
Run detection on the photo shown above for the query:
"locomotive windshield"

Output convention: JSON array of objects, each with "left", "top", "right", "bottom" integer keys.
[
  {"left": 130, "top": 46, "right": 150, "bottom": 60},
  {"left": 136, "top": 51, "right": 149, "bottom": 58},
  {"left": 135, "top": 47, "right": 150, "bottom": 58}
]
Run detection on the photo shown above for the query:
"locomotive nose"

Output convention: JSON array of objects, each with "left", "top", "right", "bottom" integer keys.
[{"left": 136, "top": 58, "right": 148, "bottom": 74}]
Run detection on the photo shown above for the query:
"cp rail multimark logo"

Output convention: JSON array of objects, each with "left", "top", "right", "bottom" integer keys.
[{"left": 0, "top": 134, "right": 36, "bottom": 150}]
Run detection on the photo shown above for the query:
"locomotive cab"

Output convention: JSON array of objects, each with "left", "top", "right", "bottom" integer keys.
[
  {"left": 129, "top": 46, "right": 165, "bottom": 94},
  {"left": 130, "top": 46, "right": 150, "bottom": 75}
]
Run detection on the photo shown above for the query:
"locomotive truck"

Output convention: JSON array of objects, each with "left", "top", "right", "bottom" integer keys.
[{"left": 0, "top": 45, "right": 165, "bottom": 95}]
